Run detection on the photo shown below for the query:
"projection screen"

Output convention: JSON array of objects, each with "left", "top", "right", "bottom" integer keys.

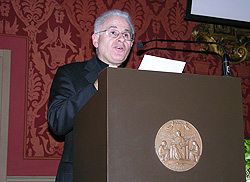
[{"left": 184, "top": 0, "right": 250, "bottom": 29}]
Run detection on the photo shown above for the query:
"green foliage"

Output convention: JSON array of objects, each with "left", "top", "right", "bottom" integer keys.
[{"left": 245, "top": 139, "right": 250, "bottom": 181}]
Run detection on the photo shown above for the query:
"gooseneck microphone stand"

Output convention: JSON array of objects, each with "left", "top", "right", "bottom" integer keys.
[{"left": 136, "top": 39, "right": 230, "bottom": 77}]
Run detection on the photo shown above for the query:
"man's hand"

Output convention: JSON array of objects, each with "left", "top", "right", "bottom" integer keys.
[{"left": 94, "top": 79, "right": 98, "bottom": 90}]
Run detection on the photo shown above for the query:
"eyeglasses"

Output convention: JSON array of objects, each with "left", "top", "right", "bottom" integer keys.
[{"left": 96, "top": 27, "right": 134, "bottom": 41}]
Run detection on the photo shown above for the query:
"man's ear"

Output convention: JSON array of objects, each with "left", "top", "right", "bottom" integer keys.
[
  {"left": 130, "top": 40, "right": 134, "bottom": 48},
  {"left": 92, "top": 34, "right": 99, "bottom": 48}
]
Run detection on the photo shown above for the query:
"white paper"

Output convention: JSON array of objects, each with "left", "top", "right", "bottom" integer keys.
[{"left": 138, "top": 54, "right": 186, "bottom": 73}]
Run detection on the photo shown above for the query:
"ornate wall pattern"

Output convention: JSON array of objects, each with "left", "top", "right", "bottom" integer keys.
[{"left": 1, "top": 0, "right": 250, "bottom": 162}]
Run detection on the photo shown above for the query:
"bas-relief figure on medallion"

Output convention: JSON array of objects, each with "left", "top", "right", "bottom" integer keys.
[{"left": 155, "top": 119, "right": 202, "bottom": 172}]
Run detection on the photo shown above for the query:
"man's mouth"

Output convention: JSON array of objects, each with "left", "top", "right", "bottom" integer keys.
[{"left": 114, "top": 45, "right": 124, "bottom": 51}]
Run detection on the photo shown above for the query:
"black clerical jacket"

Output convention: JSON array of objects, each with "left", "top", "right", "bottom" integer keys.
[{"left": 47, "top": 55, "right": 108, "bottom": 182}]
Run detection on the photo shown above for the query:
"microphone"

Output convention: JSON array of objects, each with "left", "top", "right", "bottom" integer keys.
[
  {"left": 136, "top": 42, "right": 145, "bottom": 49},
  {"left": 136, "top": 39, "right": 230, "bottom": 76}
]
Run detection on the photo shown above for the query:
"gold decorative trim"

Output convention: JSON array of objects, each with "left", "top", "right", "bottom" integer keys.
[{"left": 192, "top": 24, "right": 250, "bottom": 64}]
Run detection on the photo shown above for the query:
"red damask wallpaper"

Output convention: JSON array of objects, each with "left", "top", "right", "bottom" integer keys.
[{"left": 1, "top": 0, "right": 250, "bottom": 176}]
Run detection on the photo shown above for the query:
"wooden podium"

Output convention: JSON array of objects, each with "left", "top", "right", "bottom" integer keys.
[{"left": 74, "top": 68, "right": 245, "bottom": 182}]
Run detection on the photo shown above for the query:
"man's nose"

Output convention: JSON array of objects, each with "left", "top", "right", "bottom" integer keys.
[{"left": 117, "top": 33, "right": 126, "bottom": 42}]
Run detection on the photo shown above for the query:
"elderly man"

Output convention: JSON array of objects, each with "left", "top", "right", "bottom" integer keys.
[{"left": 47, "top": 9, "right": 135, "bottom": 182}]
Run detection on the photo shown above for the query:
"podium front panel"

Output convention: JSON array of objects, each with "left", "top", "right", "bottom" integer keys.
[{"left": 74, "top": 68, "right": 245, "bottom": 182}]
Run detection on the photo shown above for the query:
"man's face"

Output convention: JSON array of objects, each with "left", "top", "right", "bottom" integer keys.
[{"left": 92, "top": 16, "right": 134, "bottom": 67}]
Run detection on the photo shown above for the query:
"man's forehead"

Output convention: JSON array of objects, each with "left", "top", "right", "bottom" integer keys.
[{"left": 103, "top": 16, "right": 131, "bottom": 30}]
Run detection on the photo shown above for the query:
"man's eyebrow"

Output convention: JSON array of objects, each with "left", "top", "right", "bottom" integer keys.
[
  {"left": 109, "top": 26, "right": 131, "bottom": 32},
  {"left": 124, "top": 28, "right": 130, "bottom": 32}
]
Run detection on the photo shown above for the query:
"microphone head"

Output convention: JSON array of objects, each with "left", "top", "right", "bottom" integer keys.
[{"left": 136, "top": 42, "right": 144, "bottom": 48}]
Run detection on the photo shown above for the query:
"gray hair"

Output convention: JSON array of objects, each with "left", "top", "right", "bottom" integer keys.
[{"left": 94, "top": 10, "right": 135, "bottom": 34}]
